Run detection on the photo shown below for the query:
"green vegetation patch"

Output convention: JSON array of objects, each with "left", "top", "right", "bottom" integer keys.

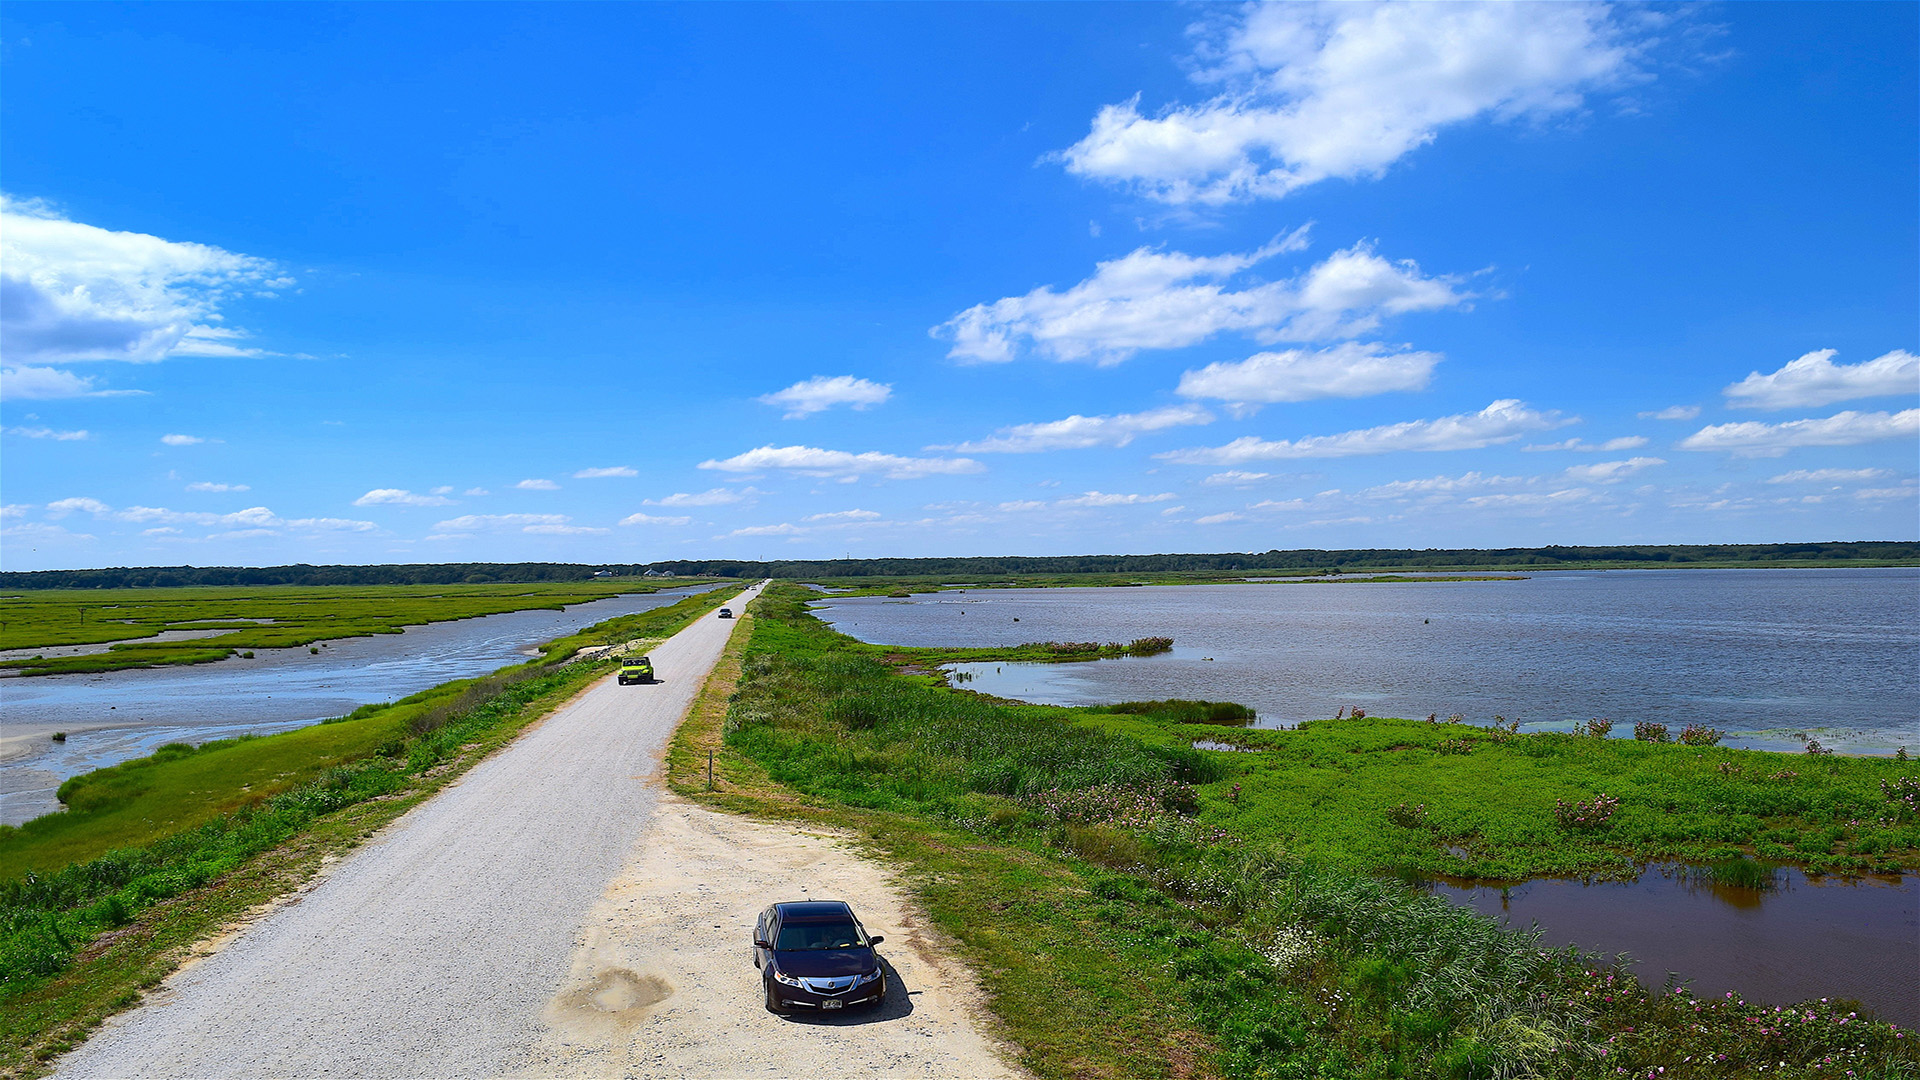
[
  {"left": 0, "top": 580, "right": 712, "bottom": 676},
  {"left": 687, "top": 583, "right": 1918, "bottom": 1080},
  {"left": 0, "top": 584, "right": 741, "bottom": 1075}
]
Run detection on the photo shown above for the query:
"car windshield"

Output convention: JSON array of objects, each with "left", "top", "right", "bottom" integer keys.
[{"left": 775, "top": 920, "right": 862, "bottom": 951}]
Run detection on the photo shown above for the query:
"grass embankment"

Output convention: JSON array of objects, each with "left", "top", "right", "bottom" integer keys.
[
  {"left": 0, "top": 580, "right": 715, "bottom": 676},
  {"left": 670, "top": 583, "right": 1919, "bottom": 1080},
  {"left": 0, "top": 584, "right": 742, "bottom": 1076}
]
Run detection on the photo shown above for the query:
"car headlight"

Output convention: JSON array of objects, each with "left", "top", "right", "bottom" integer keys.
[
  {"left": 855, "top": 969, "right": 881, "bottom": 983},
  {"left": 772, "top": 969, "right": 806, "bottom": 987}
]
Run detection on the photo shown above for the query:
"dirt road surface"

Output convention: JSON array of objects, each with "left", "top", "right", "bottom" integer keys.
[{"left": 50, "top": 582, "right": 1023, "bottom": 1078}]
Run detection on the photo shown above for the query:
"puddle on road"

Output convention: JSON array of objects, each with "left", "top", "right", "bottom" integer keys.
[{"left": 1432, "top": 866, "right": 1919, "bottom": 1026}]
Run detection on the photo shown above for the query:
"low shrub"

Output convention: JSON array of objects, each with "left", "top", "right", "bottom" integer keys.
[
  {"left": 1553, "top": 794, "right": 1620, "bottom": 830},
  {"left": 1634, "top": 721, "right": 1670, "bottom": 743}
]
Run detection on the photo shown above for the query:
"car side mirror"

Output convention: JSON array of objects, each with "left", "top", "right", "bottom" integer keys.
[
  {"left": 753, "top": 939, "right": 771, "bottom": 949},
  {"left": 867, "top": 935, "right": 884, "bottom": 945}
]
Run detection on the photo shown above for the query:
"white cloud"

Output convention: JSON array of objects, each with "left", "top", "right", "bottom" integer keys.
[
  {"left": 1055, "top": 2, "right": 1642, "bottom": 205},
  {"left": 1056, "top": 490, "right": 1177, "bottom": 507},
  {"left": 1159, "top": 399, "right": 1568, "bottom": 464},
  {"left": 432, "top": 513, "right": 572, "bottom": 533},
  {"left": 515, "top": 478, "right": 560, "bottom": 490},
  {"left": 1176, "top": 342, "right": 1441, "bottom": 405},
  {"left": 431, "top": 486, "right": 454, "bottom": 495},
  {"left": 1856, "top": 483, "right": 1918, "bottom": 501},
  {"left": 1766, "top": 468, "right": 1891, "bottom": 485},
  {"left": 1523, "top": 435, "right": 1649, "bottom": 452},
  {"left": 699, "top": 445, "right": 983, "bottom": 480},
  {"left": 45, "top": 496, "right": 112, "bottom": 518},
  {"left": 932, "top": 234, "right": 1465, "bottom": 365},
  {"left": 1203, "top": 470, "right": 1271, "bottom": 486},
  {"left": 758, "top": 375, "right": 893, "bottom": 418},
  {"left": 1195, "top": 511, "right": 1246, "bottom": 525},
  {"left": 1677, "top": 409, "right": 1920, "bottom": 457},
  {"left": 0, "top": 504, "right": 29, "bottom": 519},
  {"left": 4, "top": 425, "right": 88, "bottom": 440},
  {"left": 619, "top": 512, "right": 694, "bottom": 527},
  {"left": 0, "top": 521, "right": 94, "bottom": 543},
  {"left": 160, "top": 433, "right": 205, "bottom": 446},
  {"left": 1723, "top": 349, "right": 1919, "bottom": 410},
  {"left": 944, "top": 404, "right": 1213, "bottom": 453},
  {"left": 805, "top": 509, "right": 883, "bottom": 522},
  {"left": 729, "top": 523, "right": 803, "bottom": 537},
  {"left": 0, "top": 364, "right": 145, "bottom": 400},
  {"left": 1461, "top": 488, "right": 1599, "bottom": 510},
  {"left": 354, "top": 488, "right": 456, "bottom": 507},
  {"left": 996, "top": 500, "right": 1049, "bottom": 512},
  {"left": 186, "top": 481, "right": 249, "bottom": 493},
  {"left": 0, "top": 194, "right": 289, "bottom": 364},
  {"left": 522, "top": 523, "right": 610, "bottom": 536},
  {"left": 1563, "top": 456, "right": 1665, "bottom": 483},
  {"left": 1359, "top": 472, "right": 1523, "bottom": 498},
  {"left": 463, "top": 487, "right": 491, "bottom": 496},
  {"left": 573, "top": 466, "right": 638, "bottom": 479},
  {"left": 647, "top": 487, "right": 760, "bottom": 507},
  {"left": 1638, "top": 404, "right": 1700, "bottom": 421}
]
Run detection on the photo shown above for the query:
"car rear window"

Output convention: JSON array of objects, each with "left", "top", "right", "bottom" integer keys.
[{"left": 775, "top": 920, "right": 863, "bottom": 950}]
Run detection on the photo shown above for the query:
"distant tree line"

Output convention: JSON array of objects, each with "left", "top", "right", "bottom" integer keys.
[{"left": 2, "top": 542, "right": 1912, "bottom": 589}]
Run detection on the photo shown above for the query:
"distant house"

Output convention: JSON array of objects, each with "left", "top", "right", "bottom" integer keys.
[
  {"left": 642, "top": 569, "right": 661, "bottom": 577},
  {"left": 592, "top": 570, "right": 614, "bottom": 578}
]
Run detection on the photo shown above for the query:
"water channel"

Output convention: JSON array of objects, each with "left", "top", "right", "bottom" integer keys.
[
  {"left": 0, "top": 584, "right": 719, "bottom": 825},
  {"left": 810, "top": 569, "right": 1920, "bottom": 1022}
]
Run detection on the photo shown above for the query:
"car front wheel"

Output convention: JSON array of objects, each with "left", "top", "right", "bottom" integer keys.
[{"left": 764, "top": 979, "right": 784, "bottom": 1014}]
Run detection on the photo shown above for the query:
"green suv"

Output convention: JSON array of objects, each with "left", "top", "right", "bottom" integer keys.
[{"left": 617, "top": 656, "right": 655, "bottom": 685}]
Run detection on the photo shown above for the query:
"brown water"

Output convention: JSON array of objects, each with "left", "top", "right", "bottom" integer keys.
[{"left": 1433, "top": 867, "right": 1919, "bottom": 1026}]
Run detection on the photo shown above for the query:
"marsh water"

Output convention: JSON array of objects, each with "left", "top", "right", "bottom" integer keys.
[
  {"left": 1434, "top": 868, "right": 1919, "bottom": 1027},
  {"left": 814, "top": 568, "right": 1920, "bottom": 754},
  {"left": 0, "top": 585, "right": 718, "bottom": 825},
  {"left": 811, "top": 569, "right": 1920, "bottom": 1021}
]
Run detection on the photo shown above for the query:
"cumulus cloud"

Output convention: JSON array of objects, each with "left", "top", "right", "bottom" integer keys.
[
  {"left": 1523, "top": 435, "right": 1649, "bottom": 452},
  {"left": 463, "top": 487, "right": 491, "bottom": 496},
  {"left": 1159, "top": 399, "right": 1568, "bottom": 464},
  {"left": 619, "top": 512, "right": 694, "bottom": 527},
  {"left": 932, "top": 234, "right": 1466, "bottom": 365},
  {"left": 1177, "top": 342, "right": 1441, "bottom": 405},
  {"left": 1638, "top": 404, "right": 1700, "bottom": 421},
  {"left": 1054, "top": 2, "right": 1642, "bottom": 205},
  {"left": 515, "top": 478, "right": 560, "bottom": 490},
  {"left": 432, "top": 513, "right": 573, "bottom": 533},
  {"left": 1563, "top": 456, "right": 1665, "bottom": 483},
  {"left": 1723, "top": 349, "right": 1919, "bottom": 410},
  {"left": 573, "top": 466, "right": 638, "bottom": 479},
  {"left": 45, "top": 496, "right": 112, "bottom": 518},
  {"left": 646, "top": 487, "right": 760, "bottom": 507},
  {"left": 186, "top": 481, "right": 249, "bottom": 493},
  {"left": 758, "top": 375, "right": 893, "bottom": 418},
  {"left": 4, "top": 425, "right": 88, "bottom": 440},
  {"left": 728, "top": 523, "right": 802, "bottom": 537},
  {"left": 354, "top": 488, "right": 456, "bottom": 507},
  {"left": 1766, "top": 468, "right": 1891, "bottom": 485},
  {"left": 44, "top": 496, "right": 373, "bottom": 533},
  {"left": 1195, "top": 511, "right": 1246, "bottom": 525},
  {"left": 1203, "top": 470, "right": 1271, "bottom": 485},
  {"left": 160, "top": 433, "right": 205, "bottom": 446},
  {"left": 1056, "top": 491, "right": 1177, "bottom": 507},
  {"left": 943, "top": 404, "right": 1213, "bottom": 453},
  {"left": 0, "top": 364, "right": 145, "bottom": 400},
  {"left": 0, "top": 194, "right": 290, "bottom": 366},
  {"left": 522, "top": 523, "right": 610, "bottom": 536},
  {"left": 1677, "top": 409, "right": 1920, "bottom": 457},
  {"left": 805, "top": 509, "right": 883, "bottom": 522},
  {"left": 1358, "top": 472, "right": 1524, "bottom": 498},
  {"left": 699, "top": 445, "right": 984, "bottom": 480}
]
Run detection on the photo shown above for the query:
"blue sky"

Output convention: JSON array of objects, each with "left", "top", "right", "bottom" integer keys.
[{"left": 2, "top": 2, "right": 1915, "bottom": 570}]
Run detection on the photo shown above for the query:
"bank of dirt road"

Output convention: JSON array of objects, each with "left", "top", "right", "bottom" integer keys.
[{"left": 52, "top": 581, "right": 1022, "bottom": 1079}]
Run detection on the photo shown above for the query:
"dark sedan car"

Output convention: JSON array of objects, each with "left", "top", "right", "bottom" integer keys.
[{"left": 753, "top": 900, "right": 886, "bottom": 1014}]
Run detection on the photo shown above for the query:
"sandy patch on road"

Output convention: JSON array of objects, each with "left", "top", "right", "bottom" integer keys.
[{"left": 511, "top": 797, "right": 1028, "bottom": 1080}]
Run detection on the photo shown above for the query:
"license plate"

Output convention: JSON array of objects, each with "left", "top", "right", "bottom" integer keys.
[{"left": 821, "top": 999, "right": 843, "bottom": 1010}]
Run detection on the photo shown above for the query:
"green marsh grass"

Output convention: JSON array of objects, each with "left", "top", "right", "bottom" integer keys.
[{"left": 690, "top": 583, "right": 1920, "bottom": 1080}]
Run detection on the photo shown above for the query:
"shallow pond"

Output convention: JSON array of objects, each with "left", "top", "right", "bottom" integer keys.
[
  {"left": 1433, "top": 867, "right": 1919, "bottom": 1027},
  {"left": 0, "top": 585, "right": 719, "bottom": 825},
  {"left": 815, "top": 569, "right": 1920, "bottom": 755}
]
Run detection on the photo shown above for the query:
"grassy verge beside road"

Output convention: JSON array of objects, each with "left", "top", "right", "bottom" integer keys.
[
  {"left": 0, "top": 580, "right": 716, "bottom": 676},
  {"left": 672, "top": 583, "right": 1919, "bottom": 1080},
  {"left": 0, "top": 584, "right": 742, "bottom": 1077}
]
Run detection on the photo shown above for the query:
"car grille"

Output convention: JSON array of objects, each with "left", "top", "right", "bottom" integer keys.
[{"left": 799, "top": 976, "right": 859, "bottom": 995}]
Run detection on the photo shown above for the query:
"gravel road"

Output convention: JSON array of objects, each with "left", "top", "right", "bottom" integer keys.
[{"left": 55, "top": 585, "right": 771, "bottom": 1078}]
